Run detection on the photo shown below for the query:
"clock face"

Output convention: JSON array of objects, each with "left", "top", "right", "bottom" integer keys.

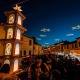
[{"left": 9, "top": 14, "right": 15, "bottom": 24}]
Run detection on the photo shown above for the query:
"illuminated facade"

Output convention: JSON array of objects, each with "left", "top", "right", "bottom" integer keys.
[
  {"left": 20, "top": 35, "right": 34, "bottom": 56},
  {"left": 0, "top": 6, "right": 27, "bottom": 74},
  {"left": 33, "top": 43, "right": 44, "bottom": 55},
  {"left": 7, "top": 28, "right": 13, "bottom": 39},
  {"left": 0, "top": 6, "right": 44, "bottom": 74},
  {"left": 47, "top": 39, "right": 80, "bottom": 56},
  {"left": 5, "top": 43, "right": 12, "bottom": 55}
]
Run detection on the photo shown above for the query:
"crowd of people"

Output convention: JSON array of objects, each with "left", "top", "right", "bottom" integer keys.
[
  {"left": 0, "top": 54, "right": 80, "bottom": 80},
  {"left": 18, "top": 54, "right": 80, "bottom": 80}
]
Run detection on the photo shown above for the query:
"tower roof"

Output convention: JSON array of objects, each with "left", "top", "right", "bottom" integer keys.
[{"left": 4, "top": 10, "right": 26, "bottom": 21}]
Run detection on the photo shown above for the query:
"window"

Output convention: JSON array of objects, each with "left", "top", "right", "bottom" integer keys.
[
  {"left": 20, "top": 50, "right": 22, "bottom": 56},
  {"left": 67, "top": 45, "right": 68, "bottom": 49},
  {"left": 7, "top": 28, "right": 13, "bottom": 39},
  {"left": 13, "top": 59, "right": 18, "bottom": 72},
  {"left": 79, "top": 42, "right": 80, "bottom": 46},
  {"left": 24, "top": 50, "right": 26, "bottom": 56},
  {"left": 15, "top": 43, "right": 19, "bottom": 55},
  {"left": 16, "top": 29, "right": 20, "bottom": 40},
  {"left": 29, "top": 40, "right": 32, "bottom": 45},
  {"left": 29, "top": 50, "right": 31, "bottom": 55},
  {"left": 18, "top": 16, "right": 21, "bottom": 25},
  {"left": 75, "top": 44, "right": 77, "bottom": 48},
  {"left": 72, "top": 44, "right": 73, "bottom": 48},
  {"left": 21, "top": 37, "right": 23, "bottom": 41},
  {"left": 5, "top": 43, "right": 12, "bottom": 55},
  {"left": 9, "top": 14, "right": 15, "bottom": 24},
  {"left": 64, "top": 45, "right": 66, "bottom": 49}
]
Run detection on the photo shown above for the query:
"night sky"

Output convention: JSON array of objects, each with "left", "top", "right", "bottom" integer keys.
[{"left": 0, "top": 0, "right": 80, "bottom": 47}]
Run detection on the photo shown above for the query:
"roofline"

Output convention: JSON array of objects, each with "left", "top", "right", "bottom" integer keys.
[
  {"left": 76, "top": 37, "right": 80, "bottom": 39},
  {"left": 4, "top": 10, "right": 26, "bottom": 20},
  {"left": 34, "top": 43, "right": 42, "bottom": 46},
  {"left": 22, "top": 34, "right": 33, "bottom": 39}
]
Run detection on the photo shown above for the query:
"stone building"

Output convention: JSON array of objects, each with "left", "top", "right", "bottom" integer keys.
[
  {"left": 0, "top": 5, "right": 44, "bottom": 74},
  {"left": 0, "top": 4, "right": 28, "bottom": 74},
  {"left": 33, "top": 43, "right": 44, "bottom": 55},
  {"left": 20, "top": 34, "right": 34, "bottom": 56},
  {"left": 47, "top": 39, "right": 80, "bottom": 56}
]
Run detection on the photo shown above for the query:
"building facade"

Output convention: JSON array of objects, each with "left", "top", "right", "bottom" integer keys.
[
  {"left": 0, "top": 6, "right": 28, "bottom": 73},
  {"left": 33, "top": 43, "right": 44, "bottom": 55},
  {"left": 20, "top": 35, "right": 34, "bottom": 56},
  {"left": 47, "top": 39, "right": 80, "bottom": 56},
  {"left": 0, "top": 5, "right": 44, "bottom": 74}
]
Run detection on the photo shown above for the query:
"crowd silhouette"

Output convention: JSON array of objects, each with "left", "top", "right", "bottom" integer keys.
[
  {"left": 0, "top": 54, "right": 80, "bottom": 80},
  {"left": 19, "top": 54, "right": 80, "bottom": 80}
]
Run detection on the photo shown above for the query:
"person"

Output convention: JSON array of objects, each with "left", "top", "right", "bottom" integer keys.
[
  {"left": 75, "top": 64, "right": 80, "bottom": 80},
  {"left": 0, "top": 62, "right": 1, "bottom": 68},
  {"left": 0, "top": 64, "right": 10, "bottom": 80},
  {"left": 39, "top": 72, "right": 49, "bottom": 80},
  {"left": 0, "top": 64, "right": 10, "bottom": 73},
  {"left": 50, "top": 69, "right": 62, "bottom": 80}
]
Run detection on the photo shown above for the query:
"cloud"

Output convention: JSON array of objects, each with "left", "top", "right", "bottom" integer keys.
[
  {"left": 40, "top": 28, "right": 50, "bottom": 32},
  {"left": 36, "top": 38, "right": 41, "bottom": 40},
  {"left": 54, "top": 39, "right": 60, "bottom": 41},
  {"left": 45, "top": 42, "right": 49, "bottom": 44},
  {"left": 72, "top": 25, "right": 80, "bottom": 30},
  {"left": 66, "top": 34, "right": 74, "bottom": 36},
  {"left": 42, "top": 45, "right": 45, "bottom": 46},
  {"left": 40, "top": 35, "right": 47, "bottom": 37}
]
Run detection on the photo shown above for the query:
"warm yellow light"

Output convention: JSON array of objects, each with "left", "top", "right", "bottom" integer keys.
[
  {"left": 13, "top": 59, "right": 18, "bottom": 72},
  {"left": 15, "top": 44, "right": 19, "bottom": 55}
]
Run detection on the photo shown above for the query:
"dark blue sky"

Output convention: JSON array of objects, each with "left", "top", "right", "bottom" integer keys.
[{"left": 0, "top": 0, "right": 80, "bottom": 47}]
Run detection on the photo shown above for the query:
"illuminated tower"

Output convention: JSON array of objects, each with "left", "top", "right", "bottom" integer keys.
[{"left": 1, "top": 4, "right": 27, "bottom": 73}]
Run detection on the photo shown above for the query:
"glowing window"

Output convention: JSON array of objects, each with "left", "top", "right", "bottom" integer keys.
[
  {"left": 4, "top": 60, "right": 10, "bottom": 65},
  {"left": 13, "top": 59, "right": 18, "bottom": 72},
  {"left": 16, "top": 29, "right": 20, "bottom": 40},
  {"left": 5, "top": 43, "right": 12, "bottom": 55},
  {"left": 18, "top": 16, "right": 21, "bottom": 25},
  {"left": 9, "top": 14, "right": 15, "bottom": 24},
  {"left": 15, "top": 43, "right": 19, "bottom": 55},
  {"left": 7, "top": 28, "right": 13, "bottom": 39}
]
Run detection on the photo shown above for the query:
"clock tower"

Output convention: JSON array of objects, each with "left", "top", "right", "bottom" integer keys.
[{"left": 1, "top": 4, "right": 27, "bottom": 73}]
